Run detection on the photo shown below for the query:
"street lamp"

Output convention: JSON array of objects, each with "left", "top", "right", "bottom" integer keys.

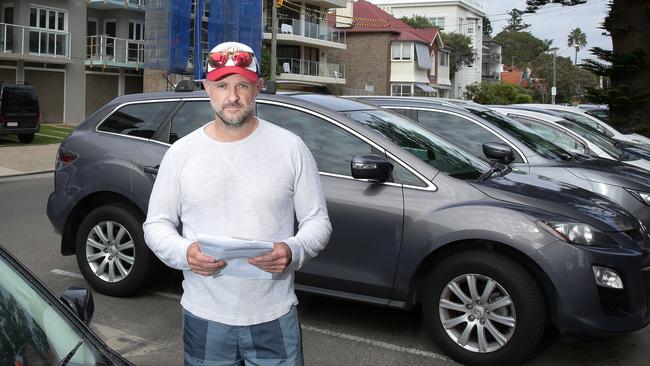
[{"left": 546, "top": 49, "right": 557, "bottom": 105}]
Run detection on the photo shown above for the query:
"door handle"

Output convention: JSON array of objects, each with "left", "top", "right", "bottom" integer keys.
[{"left": 144, "top": 165, "right": 159, "bottom": 175}]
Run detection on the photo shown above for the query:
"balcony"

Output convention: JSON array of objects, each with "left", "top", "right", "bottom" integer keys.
[
  {"left": 86, "top": 35, "right": 144, "bottom": 69},
  {"left": 264, "top": 18, "right": 346, "bottom": 49},
  {"left": 87, "top": 0, "right": 146, "bottom": 11},
  {"left": 0, "top": 23, "right": 71, "bottom": 63},
  {"left": 278, "top": 57, "right": 345, "bottom": 83}
]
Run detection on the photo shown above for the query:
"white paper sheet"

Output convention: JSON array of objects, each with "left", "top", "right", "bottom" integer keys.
[{"left": 197, "top": 234, "right": 274, "bottom": 279}]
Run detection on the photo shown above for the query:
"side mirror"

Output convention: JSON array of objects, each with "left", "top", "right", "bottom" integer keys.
[
  {"left": 351, "top": 154, "right": 392, "bottom": 182},
  {"left": 483, "top": 142, "right": 514, "bottom": 164},
  {"left": 60, "top": 287, "right": 95, "bottom": 324}
]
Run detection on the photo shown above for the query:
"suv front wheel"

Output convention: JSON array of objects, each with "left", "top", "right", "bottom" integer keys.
[
  {"left": 75, "top": 204, "right": 154, "bottom": 297},
  {"left": 422, "top": 251, "right": 546, "bottom": 366}
]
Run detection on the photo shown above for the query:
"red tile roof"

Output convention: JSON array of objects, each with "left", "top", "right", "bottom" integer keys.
[{"left": 333, "top": 0, "right": 438, "bottom": 44}]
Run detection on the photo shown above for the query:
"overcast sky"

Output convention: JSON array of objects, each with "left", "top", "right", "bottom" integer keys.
[{"left": 482, "top": 0, "right": 611, "bottom": 62}]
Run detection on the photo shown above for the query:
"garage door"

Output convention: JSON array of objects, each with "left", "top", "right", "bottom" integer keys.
[{"left": 25, "top": 70, "right": 64, "bottom": 123}]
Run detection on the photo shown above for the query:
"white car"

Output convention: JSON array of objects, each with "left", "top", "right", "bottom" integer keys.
[
  {"left": 513, "top": 103, "right": 650, "bottom": 146},
  {"left": 492, "top": 107, "right": 650, "bottom": 172}
]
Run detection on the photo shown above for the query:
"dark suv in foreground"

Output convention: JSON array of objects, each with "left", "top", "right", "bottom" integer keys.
[{"left": 48, "top": 92, "right": 650, "bottom": 365}]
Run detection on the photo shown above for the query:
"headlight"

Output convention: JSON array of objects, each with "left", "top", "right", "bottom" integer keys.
[
  {"left": 538, "top": 221, "right": 620, "bottom": 248},
  {"left": 626, "top": 189, "right": 650, "bottom": 206}
]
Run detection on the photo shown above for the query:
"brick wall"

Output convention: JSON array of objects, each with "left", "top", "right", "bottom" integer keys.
[{"left": 329, "top": 32, "right": 393, "bottom": 95}]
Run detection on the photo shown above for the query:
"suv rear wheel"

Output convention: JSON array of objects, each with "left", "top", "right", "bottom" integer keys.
[
  {"left": 18, "top": 133, "right": 34, "bottom": 143},
  {"left": 75, "top": 204, "right": 154, "bottom": 297},
  {"left": 422, "top": 251, "right": 545, "bottom": 366}
]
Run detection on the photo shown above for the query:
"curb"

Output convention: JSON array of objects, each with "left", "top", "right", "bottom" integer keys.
[{"left": 0, "top": 170, "right": 55, "bottom": 180}]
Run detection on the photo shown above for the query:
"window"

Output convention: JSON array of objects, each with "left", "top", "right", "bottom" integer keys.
[
  {"left": 391, "top": 43, "right": 412, "bottom": 61},
  {"left": 428, "top": 16, "right": 445, "bottom": 30},
  {"left": 511, "top": 115, "right": 588, "bottom": 155},
  {"left": 391, "top": 83, "right": 412, "bottom": 96},
  {"left": 169, "top": 101, "right": 214, "bottom": 143},
  {"left": 256, "top": 103, "right": 375, "bottom": 176},
  {"left": 440, "top": 51, "right": 449, "bottom": 66},
  {"left": 467, "top": 25, "right": 474, "bottom": 34},
  {"left": 128, "top": 21, "right": 144, "bottom": 62},
  {"left": 29, "top": 6, "right": 67, "bottom": 55},
  {"left": 417, "top": 110, "right": 512, "bottom": 160},
  {"left": 98, "top": 102, "right": 176, "bottom": 139}
]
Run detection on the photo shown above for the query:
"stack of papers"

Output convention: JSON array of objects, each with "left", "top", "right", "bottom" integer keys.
[{"left": 197, "top": 234, "right": 274, "bottom": 279}]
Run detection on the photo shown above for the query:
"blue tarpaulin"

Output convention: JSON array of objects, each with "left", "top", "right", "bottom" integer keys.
[
  {"left": 194, "top": 0, "right": 206, "bottom": 79},
  {"left": 208, "top": 0, "right": 262, "bottom": 74},
  {"left": 168, "top": 0, "right": 191, "bottom": 74}
]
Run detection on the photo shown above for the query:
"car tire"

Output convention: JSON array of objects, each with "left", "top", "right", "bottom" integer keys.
[
  {"left": 422, "top": 251, "right": 545, "bottom": 366},
  {"left": 75, "top": 204, "right": 154, "bottom": 297},
  {"left": 18, "top": 133, "right": 35, "bottom": 143}
]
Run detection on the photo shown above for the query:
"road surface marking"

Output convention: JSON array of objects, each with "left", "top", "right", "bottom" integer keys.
[{"left": 50, "top": 268, "right": 85, "bottom": 279}]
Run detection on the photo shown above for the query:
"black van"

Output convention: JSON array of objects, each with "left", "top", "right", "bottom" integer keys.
[{"left": 0, "top": 83, "right": 40, "bottom": 143}]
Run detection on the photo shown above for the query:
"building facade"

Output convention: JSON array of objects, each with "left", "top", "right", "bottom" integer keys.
[
  {"left": 482, "top": 36, "right": 501, "bottom": 83},
  {"left": 0, "top": 0, "right": 144, "bottom": 123},
  {"left": 262, "top": 0, "right": 347, "bottom": 91},
  {"left": 367, "top": 0, "right": 485, "bottom": 98}
]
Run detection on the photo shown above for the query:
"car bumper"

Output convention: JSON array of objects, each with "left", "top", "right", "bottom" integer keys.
[
  {"left": 0, "top": 123, "right": 40, "bottom": 135},
  {"left": 532, "top": 239, "right": 650, "bottom": 335}
]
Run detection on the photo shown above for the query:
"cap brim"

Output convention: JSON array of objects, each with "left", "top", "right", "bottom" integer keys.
[{"left": 206, "top": 67, "right": 259, "bottom": 82}]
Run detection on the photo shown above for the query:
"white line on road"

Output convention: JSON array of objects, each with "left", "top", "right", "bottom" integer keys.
[
  {"left": 50, "top": 268, "right": 85, "bottom": 279},
  {"left": 50, "top": 269, "right": 450, "bottom": 362},
  {"left": 300, "top": 324, "right": 450, "bottom": 361}
]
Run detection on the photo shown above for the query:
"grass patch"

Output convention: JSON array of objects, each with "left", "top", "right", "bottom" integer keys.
[{"left": 0, "top": 124, "right": 74, "bottom": 147}]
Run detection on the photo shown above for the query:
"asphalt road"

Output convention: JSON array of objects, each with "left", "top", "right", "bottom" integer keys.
[{"left": 2, "top": 173, "right": 650, "bottom": 365}]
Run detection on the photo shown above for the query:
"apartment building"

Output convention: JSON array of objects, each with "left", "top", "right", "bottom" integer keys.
[
  {"left": 482, "top": 36, "right": 501, "bottom": 83},
  {"left": 0, "top": 0, "right": 144, "bottom": 123},
  {"left": 367, "top": 0, "right": 485, "bottom": 98},
  {"left": 262, "top": 0, "right": 347, "bottom": 91}
]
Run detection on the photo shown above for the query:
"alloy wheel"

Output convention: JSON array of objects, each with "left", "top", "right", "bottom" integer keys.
[{"left": 85, "top": 220, "right": 135, "bottom": 283}]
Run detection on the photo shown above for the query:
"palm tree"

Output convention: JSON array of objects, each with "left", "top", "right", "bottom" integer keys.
[{"left": 567, "top": 27, "right": 587, "bottom": 65}]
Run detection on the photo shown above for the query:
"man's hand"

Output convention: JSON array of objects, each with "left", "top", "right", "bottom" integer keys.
[
  {"left": 187, "top": 242, "right": 225, "bottom": 276},
  {"left": 248, "top": 242, "right": 292, "bottom": 273}
]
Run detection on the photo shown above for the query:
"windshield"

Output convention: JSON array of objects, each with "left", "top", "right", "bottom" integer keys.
[
  {"left": 468, "top": 109, "right": 575, "bottom": 161},
  {"left": 343, "top": 109, "right": 490, "bottom": 180},
  {"left": 551, "top": 110, "right": 611, "bottom": 134},
  {"left": 555, "top": 120, "right": 623, "bottom": 158},
  {"left": 0, "top": 255, "right": 110, "bottom": 365}
]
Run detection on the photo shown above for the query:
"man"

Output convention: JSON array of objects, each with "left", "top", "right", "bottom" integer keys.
[{"left": 143, "top": 41, "right": 331, "bottom": 365}]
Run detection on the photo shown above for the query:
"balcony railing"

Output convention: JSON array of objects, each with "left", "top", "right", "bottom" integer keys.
[
  {"left": 278, "top": 57, "right": 345, "bottom": 79},
  {"left": 265, "top": 18, "right": 346, "bottom": 45},
  {"left": 88, "top": 0, "right": 146, "bottom": 8},
  {"left": 0, "top": 23, "right": 71, "bottom": 59},
  {"left": 86, "top": 35, "right": 144, "bottom": 66}
]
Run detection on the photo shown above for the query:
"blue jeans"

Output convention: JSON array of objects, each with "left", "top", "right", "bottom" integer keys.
[{"left": 183, "top": 306, "right": 304, "bottom": 366}]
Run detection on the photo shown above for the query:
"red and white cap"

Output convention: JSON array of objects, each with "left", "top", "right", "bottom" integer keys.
[{"left": 205, "top": 41, "right": 260, "bottom": 82}]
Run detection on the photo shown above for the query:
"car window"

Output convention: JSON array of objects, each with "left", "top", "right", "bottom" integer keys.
[
  {"left": 551, "top": 110, "right": 608, "bottom": 135},
  {"left": 257, "top": 103, "right": 377, "bottom": 177},
  {"left": 0, "top": 255, "right": 109, "bottom": 365},
  {"left": 1, "top": 87, "right": 38, "bottom": 114},
  {"left": 169, "top": 101, "right": 214, "bottom": 143},
  {"left": 343, "top": 109, "right": 489, "bottom": 180},
  {"left": 417, "top": 110, "right": 520, "bottom": 161},
  {"left": 97, "top": 102, "right": 175, "bottom": 139},
  {"left": 388, "top": 108, "right": 411, "bottom": 119},
  {"left": 509, "top": 115, "right": 588, "bottom": 155},
  {"left": 555, "top": 120, "right": 622, "bottom": 158}
]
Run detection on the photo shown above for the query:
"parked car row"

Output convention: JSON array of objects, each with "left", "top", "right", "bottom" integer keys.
[{"left": 46, "top": 91, "right": 650, "bottom": 366}]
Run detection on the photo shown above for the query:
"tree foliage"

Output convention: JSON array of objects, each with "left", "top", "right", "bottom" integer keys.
[
  {"left": 526, "top": 0, "right": 587, "bottom": 12},
  {"left": 503, "top": 9, "right": 530, "bottom": 32},
  {"left": 494, "top": 31, "right": 549, "bottom": 68},
  {"left": 465, "top": 82, "right": 533, "bottom": 104},
  {"left": 441, "top": 32, "right": 476, "bottom": 80},
  {"left": 400, "top": 15, "right": 434, "bottom": 29},
  {"left": 567, "top": 27, "right": 587, "bottom": 64},
  {"left": 482, "top": 17, "right": 493, "bottom": 37},
  {"left": 531, "top": 53, "right": 598, "bottom": 104}
]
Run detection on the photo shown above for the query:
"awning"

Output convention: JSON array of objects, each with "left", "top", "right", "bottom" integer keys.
[{"left": 416, "top": 84, "right": 436, "bottom": 92}]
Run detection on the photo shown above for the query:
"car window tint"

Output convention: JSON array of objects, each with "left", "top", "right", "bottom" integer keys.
[
  {"left": 1, "top": 87, "right": 38, "bottom": 114},
  {"left": 170, "top": 101, "right": 214, "bottom": 143},
  {"left": 98, "top": 102, "right": 175, "bottom": 139},
  {"left": 257, "top": 103, "right": 375, "bottom": 176},
  {"left": 417, "top": 110, "right": 511, "bottom": 160},
  {"left": 389, "top": 108, "right": 410, "bottom": 119},
  {"left": 391, "top": 159, "right": 426, "bottom": 187}
]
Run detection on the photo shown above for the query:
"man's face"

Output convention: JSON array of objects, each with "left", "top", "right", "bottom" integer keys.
[{"left": 203, "top": 74, "right": 263, "bottom": 128}]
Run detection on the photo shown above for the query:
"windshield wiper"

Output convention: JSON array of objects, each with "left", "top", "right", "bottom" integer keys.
[
  {"left": 58, "top": 340, "right": 83, "bottom": 366},
  {"left": 478, "top": 162, "right": 508, "bottom": 181}
]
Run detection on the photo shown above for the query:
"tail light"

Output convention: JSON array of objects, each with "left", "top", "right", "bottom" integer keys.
[{"left": 56, "top": 147, "right": 78, "bottom": 169}]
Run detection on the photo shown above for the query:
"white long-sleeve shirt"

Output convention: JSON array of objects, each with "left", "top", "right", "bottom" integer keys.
[{"left": 143, "top": 119, "right": 331, "bottom": 325}]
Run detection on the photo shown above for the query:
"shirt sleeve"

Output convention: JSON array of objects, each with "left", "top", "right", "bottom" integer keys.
[
  {"left": 142, "top": 148, "right": 194, "bottom": 270},
  {"left": 282, "top": 138, "right": 332, "bottom": 271}
]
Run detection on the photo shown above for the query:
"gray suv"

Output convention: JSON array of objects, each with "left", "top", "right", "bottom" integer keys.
[{"left": 48, "top": 92, "right": 650, "bottom": 366}]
